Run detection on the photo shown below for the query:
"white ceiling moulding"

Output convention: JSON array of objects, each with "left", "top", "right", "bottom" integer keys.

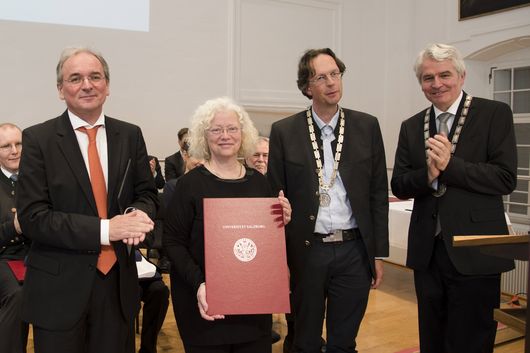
[{"left": 466, "top": 36, "right": 530, "bottom": 61}]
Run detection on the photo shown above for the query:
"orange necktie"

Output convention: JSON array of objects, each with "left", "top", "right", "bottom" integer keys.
[{"left": 78, "top": 126, "right": 117, "bottom": 274}]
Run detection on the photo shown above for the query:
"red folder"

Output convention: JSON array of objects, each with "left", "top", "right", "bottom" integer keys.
[
  {"left": 204, "top": 197, "right": 291, "bottom": 315},
  {"left": 389, "top": 196, "right": 407, "bottom": 202},
  {"left": 7, "top": 260, "right": 26, "bottom": 282}
]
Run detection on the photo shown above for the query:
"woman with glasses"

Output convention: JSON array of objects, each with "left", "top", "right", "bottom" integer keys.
[{"left": 163, "top": 97, "right": 291, "bottom": 353}]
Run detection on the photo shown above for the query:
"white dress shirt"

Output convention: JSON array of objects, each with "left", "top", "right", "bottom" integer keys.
[
  {"left": 312, "top": 107, "right": 357, "bottom": 233},
  {"left": 68, "top": 111, "right": 110, "bottom": 245}
]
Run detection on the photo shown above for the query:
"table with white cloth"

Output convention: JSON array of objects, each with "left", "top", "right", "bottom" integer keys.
[{"left": 387, "top": 199, "right": 413, "bottom": 266}]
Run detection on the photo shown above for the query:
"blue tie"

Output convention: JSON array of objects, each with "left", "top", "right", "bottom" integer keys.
[
  {"left": 10, "top": 173, "right": 18, "bottom": 184},
  {"left": 321, "top": 125, "right": 335, "bottom": 183}
]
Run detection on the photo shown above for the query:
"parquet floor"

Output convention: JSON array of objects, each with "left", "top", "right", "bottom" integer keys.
[{"left": 26, "top": 262, "right": 525, "bottom": 352}]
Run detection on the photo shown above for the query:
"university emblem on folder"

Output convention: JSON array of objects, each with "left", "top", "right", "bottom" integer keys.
[{"left": 233, "top": 238, "right": 257, "bottom": 262}]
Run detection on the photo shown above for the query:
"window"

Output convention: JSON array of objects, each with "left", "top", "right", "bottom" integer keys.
[{"left": 493, "top": 66, "right": 530, "bottom": 224}]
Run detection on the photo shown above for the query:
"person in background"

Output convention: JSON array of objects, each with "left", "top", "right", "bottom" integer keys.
[
  {"left": 16, "top": 47, "right": 158, "bottom": 353},
  {"left": 163, "top": 97, "right": 291, "bottom": 353},
  {"left": 267, "top": 48, "right": 388, "bottom": 353},
  {"left": 149, "top": 156, "right": 165, "bottom": 190},
  {"left": 137, "top": 153, "right": 169, "bottom": 352},
  {"left": 164, "top": 128, "right": 189, "bottom": 181},
  {"left": 162, "top": 138, "right": 203, "bottom": 209},
  {"left": 180, "top": 138, "right": 204, "bottom": 177},
  {"left": 126, "top": 247, "right": 169, "bottom": 353},
  {"left": 245, "top": 136, "right": 269, "bottom": 175},
  {"left": 146, "top": 155, "right": 168, "bottom": 272},
  {"left": 0, "top": 123, "right": 29, "bottom": 353},
  {"left": 391, "top": 43, "right": 517, "bottom": 353},
  {"left": 160, "top": 137, "right": 203, "bottom": 273},
  {"left": 137, "top": 265, "right": 170, "bottom": 353}
]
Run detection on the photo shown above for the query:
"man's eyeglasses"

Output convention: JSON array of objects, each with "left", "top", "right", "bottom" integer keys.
[
  {"left": 207, "top": 126, "right": 240, "bottom": 135},
  {"left": 309, "top": 71, "right": 343, "bottom": 85},
  {"left": 63, "top": 73, "right": 105, "bottom": 86},
  {"left": 0, "top": 142, "right": 22, "bottom": 153}
]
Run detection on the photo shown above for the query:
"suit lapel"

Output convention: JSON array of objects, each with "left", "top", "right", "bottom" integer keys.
[
  {"left": 338, "top": 110, "right": 358, "bottom": 179},
  {"left": 449, "top": 91, "right": 470, "bottom": 139},
  {"left": 55, "top": 112, "right": 99, "bottom": 215},
  {"left": 0, "top": 171, "right": 12, "bottom": 188},
  {"left": 299, "top": 113, "right": 319, "bottom": 188},
  {"left": 105, "top": 117, "right": 124, "bottom": 214}
]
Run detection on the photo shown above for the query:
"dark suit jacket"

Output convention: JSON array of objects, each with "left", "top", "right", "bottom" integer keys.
[
  {"left": 391, "top": 93, "right": 517, "bottom": 275},
  {"left": 0, "top": 172, "right": 29, "bottom": 258},
  {"left": 268, "top": 108, "right": 389, "bottom": 281},
  {"left": 16, "top": 111, "right": 158, "bottom": 330},
  {"left": 164, "top": 151, "right": 184, "bottom": 181}
]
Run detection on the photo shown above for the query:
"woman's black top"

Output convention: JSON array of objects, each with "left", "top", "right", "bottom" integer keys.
[{"left": 163, "top": 165, "right": 273, "bottom": 345}]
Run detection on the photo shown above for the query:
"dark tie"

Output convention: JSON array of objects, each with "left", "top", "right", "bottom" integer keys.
[
  {"left": 438, "top": 112, "right": 451, "bottom": 136},
  {"left": 9, "top": 174, "right": 17, "bottom": 196},
  {"left": 77, "top": 126, "right": 116, "bottom": 274},
  {"left": 434, "top": 113, "right": 451, "bottom": 236}
]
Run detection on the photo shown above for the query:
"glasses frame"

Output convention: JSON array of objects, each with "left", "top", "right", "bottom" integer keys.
[
  {"left": 0, "top": 142, "right": 22, "bottom": 153},
  {"left": 309, "top": 71, "right": 344, "bottom": 86},
  {"left": 206, "top": 126, "right": 241, "bottom": 136},
  {"left": 63, "top": 73, "right": 106, "bottom": 86}
]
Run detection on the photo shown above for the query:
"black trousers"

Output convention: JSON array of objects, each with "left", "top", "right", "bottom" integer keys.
[
  {"left": 33, "top": 266, "right": 134, "bottom": 353},
  {"left": 414, "top": 237, "right": 501, "bottom": 353},
  {"left": 138, "top": 277, "right": 170, "bottom": 353},
  {"left": 0, "top": 261, "right": 29, "bottom": 353},
  {"left": 183, "top": 334, "right": 271, "bottom": 353},
  {"left": 292, "top": 237, "right": 372, "bottom": 353}
]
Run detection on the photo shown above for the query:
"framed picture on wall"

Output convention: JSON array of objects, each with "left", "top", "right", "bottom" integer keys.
[{"left": 459, "top": 0, "right": 530, "bottom": 20}]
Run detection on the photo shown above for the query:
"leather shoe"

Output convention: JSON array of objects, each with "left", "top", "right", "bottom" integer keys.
[
  {"left": 158, "top": 256, "right": 171, "bottom": 273},
  {"left": 272, "top": 329, "right": 281, "bottom": 344}
]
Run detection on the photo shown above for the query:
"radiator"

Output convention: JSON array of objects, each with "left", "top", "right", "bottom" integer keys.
[
  {"left": 501, "top": 259, "right": 528, "bottom": 297},
  {"left": 500, "top": 223, "right": 529, "bottom": 297}
]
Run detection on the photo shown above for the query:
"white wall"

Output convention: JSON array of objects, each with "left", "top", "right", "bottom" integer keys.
[
  {"left": 1, "top": 0, "right": 233, "bottom": 157},
  {"left": 1, "top": 0, "right": 529, "bottom": 163}
]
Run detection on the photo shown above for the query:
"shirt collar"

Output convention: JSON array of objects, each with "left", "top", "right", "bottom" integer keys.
[
  {"left": 312, "top": 106, "right": 340, "bottom": 131},
  {"left": 433, "top": 91, "right": 463, "bottom": 119},
  {"left": 68, "top": 110, "right": 106, "bottom": 130},
  {"left": 1, "top": 166, "right": 16, "bottom": 179}
]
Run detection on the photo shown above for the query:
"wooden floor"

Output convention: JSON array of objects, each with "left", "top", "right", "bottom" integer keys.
[{"left": 26, "top": 262, "right": 525, "bottom": 352}]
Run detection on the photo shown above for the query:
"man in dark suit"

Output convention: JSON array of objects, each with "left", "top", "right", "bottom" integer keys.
[
  {"left": 268, "top": 48, "right": 389, "bottom": 353},
  {"left": 391, "top": 43, "right": 517, "bottom": 353},
  {"left": 163, "top": 127, "right": 188, "bottom": 181},
  {"left": 16, "top": 47, "right": 158, "bottom": 353},
  {"left": 0, "top": 123, "right": 29, "bottom": 353}
]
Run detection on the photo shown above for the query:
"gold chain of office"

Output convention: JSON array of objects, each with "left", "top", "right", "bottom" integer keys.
[
  {"left": 306, "top": 106, "right": 345, "bottom": 207},
  {"left": 424, "top": 95, "right": 473, "bottom": 197}
]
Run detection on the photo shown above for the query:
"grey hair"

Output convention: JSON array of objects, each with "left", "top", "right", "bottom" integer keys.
[
  {"left": 56, "top": 47, "right": 110, "bottom": 86},
  {"left": 0, "top": 123, "right": 21, "bottom": 132},
  {"left": 188, "top": 97, "right": 259, "bottom": 160},
  {"left": 257, "top": 136, "right": 269, "bottom": 144},
  {"left": 249, "top": 136, "right": 269, "bottom": 155},
  {"left": 413, "top": 43, "right": 466, "bottom": 83}
]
